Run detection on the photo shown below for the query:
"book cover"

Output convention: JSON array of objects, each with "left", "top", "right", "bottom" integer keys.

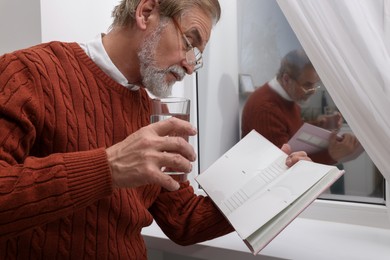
[
  {"left": 288, "top": 123, "right": 332, "bottom": 154},
  {"left": 288, "top": 123, "right": 364, "bottom": 162}
]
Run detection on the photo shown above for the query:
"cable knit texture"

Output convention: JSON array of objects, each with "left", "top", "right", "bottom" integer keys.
[
  {"left": 0, "top": 42, "right": 233, "bottom": 259},
  {"left": 241, "top": 83, "right": 335, "bottom": 164}
]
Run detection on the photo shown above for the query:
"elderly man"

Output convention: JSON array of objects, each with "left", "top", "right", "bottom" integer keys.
[
  {"left": 0, "top": 1, "right": 309, "bottom": 258},
  {"left": 242, "top": 49, "right": 360, "bottom": 165}
]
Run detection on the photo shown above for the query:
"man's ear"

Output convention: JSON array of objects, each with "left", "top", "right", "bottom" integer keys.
[
  {"left": 135, "top": 0, "right": 158, "bottom": 30},
  {"left": 282, "top": 73, "right": 290, "bottom": 85}
]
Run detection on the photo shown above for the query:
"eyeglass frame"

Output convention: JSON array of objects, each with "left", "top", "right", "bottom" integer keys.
[
  {"left": 287, "top": 74, "right": 321, "bottom": 94},
  {"left": 172, "top": 18, "right": 203, "bottom": 72}
]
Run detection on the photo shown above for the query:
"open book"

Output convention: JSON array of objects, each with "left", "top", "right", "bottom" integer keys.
[
  {"left": 288, "top": 123, "right": 364, "bottom": 162},
  {"left": 195, "top": 130, "right": 343, "bottom": 255}
]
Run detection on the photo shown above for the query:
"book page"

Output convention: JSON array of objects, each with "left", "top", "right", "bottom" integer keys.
[
  {"left": 196, "top": 130, "right": 286, "bottom": 205},
  {"left": 196, "top": 130, "right": 343, "bottom": 255},
  {"left": 218, "top": 156, "right": 287, "bottom": 216},
  {"left": 245, "top": 167, "right": 343, "bottom": 255},
  {"left": 226, "top": 160, "right": 333, "bottom": 239}
]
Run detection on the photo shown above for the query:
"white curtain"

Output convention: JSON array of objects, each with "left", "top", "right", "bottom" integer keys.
[{"left": 276, "top": 0, "right": 390, "bottom": 180}]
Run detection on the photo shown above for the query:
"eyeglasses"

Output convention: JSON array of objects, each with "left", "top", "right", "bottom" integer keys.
[
  {"left": 289, "top": 75, "right": 320, "bottom": 94},
  {"left": 172, "top": 18, "right": 203, "bottom": 72},
  {"left": 301, "top": 85, "right": 321, "bottom": 94}
]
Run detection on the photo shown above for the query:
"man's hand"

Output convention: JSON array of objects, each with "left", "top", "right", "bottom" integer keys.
[
  {"left": 106, "top": 117, "right": 197, "bottom": 191},
  {"left": 328, "top": 132, "right": 360, "bottom": 162},
  {"left": 316, "top": 112, "right": 343, "bottom": 131},
  {"left": 281, "top": 144, "right": 312, "bottom": 167}
]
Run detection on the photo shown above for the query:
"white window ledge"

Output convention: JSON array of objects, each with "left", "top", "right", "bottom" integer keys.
[{"left": 142, "top": 217, "right": 390, "bottom": 260}]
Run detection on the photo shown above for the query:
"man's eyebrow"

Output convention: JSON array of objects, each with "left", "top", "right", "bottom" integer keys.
[
  {"left": 303, "top": 81, "right": 317, "bottom": 87},
  {"left": 187, "top": 28, "right": 203, "bottom": 48}
]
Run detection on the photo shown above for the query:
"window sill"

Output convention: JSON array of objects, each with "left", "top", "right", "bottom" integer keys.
[{"left": 143, "top": 217, "right": 390, "bottom": 260}]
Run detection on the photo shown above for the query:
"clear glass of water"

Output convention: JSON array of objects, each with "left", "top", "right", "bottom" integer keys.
[{"left": 150, "top": 97, "right": 191, "bottom": 180}]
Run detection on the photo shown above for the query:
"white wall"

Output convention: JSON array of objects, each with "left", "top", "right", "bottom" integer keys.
[
  {"left": 0, "top": 0, "right": 117, "bottom": 54},
  {"left": 198, "top": 0, "right": 240, "bottom": 172},
  {"left": 0, "top": 0, "right": 41, "bottom": 55},
  {"left": 40, "top": 0, "right": 118, "bottom": 43}
]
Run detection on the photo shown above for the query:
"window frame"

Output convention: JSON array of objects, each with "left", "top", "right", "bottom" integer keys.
[{"left": 188, "top": 0, "right": 390, "bottom": 231}]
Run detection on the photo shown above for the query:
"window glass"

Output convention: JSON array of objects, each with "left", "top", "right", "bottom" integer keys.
[{"left": 197, "top": 0, "right": 385, "bottom": 207}]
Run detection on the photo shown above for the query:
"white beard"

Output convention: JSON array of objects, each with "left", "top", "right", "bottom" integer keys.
[{"left": 138, "top": 19, "right": 186, "bottom": 98}]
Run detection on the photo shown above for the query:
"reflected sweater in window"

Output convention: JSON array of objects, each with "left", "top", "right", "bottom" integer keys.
[
  {"left": 0, "top": 42, "right": 233, "bottom": 259},
  {"left": 241, "top": 83, "right": 335, "bottom": 165}
]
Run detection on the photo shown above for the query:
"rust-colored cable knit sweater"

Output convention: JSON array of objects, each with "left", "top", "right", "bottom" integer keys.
[
  {"left": 0, "top": 42, "right": 233, "bottom": 259},
  {"left": 241, "top": 83, "right": 335, "bottom": 165}
]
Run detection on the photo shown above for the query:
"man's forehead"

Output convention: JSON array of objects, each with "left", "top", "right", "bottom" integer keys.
[
  {"left": 180, "top": 9, "right": 213, "bottom": 49},
  {"left": 300, "top": 67, "right": 319, "bottom": 80}
]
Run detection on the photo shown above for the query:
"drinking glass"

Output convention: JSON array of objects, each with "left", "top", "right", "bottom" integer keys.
[
  {"left": 150, "top": 97, "right": 191, "bottom": 180},
  {"left": 323, "top": 106, "right": 340, "bottom": 131}
]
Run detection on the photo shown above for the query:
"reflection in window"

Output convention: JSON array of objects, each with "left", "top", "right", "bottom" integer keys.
[
  {"left": 301, "top": 89, "right": 385, "bottom": 204},
  {"left": 237, "top": 0, "right": 386, "bottom": 206}
]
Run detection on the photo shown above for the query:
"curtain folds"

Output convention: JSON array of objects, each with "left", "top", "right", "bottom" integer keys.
[{"left": 276, "top": 0, "right": 390, "bottom": 180}]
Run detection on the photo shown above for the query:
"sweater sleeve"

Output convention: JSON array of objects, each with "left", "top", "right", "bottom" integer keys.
[
  {"left": 309, "top": 149, "right": 337, "bottom": 165},
  {"left": 0, "top": 53, "right": 113, "bottom": 239},
  {"left": 149, "top": 181, "right": 234, "bottom": 246}
]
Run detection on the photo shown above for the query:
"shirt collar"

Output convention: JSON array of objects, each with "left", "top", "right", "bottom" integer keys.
[
  {"left": 268, "top": 77, "right": 292, "bottom": 101},
  {"left": 79, "top": 34, "right": 139, "bottom": 91}
]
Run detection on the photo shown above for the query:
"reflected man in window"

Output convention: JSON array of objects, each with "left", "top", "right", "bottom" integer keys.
[{"left": 241, "top": 49, "right": 362, "bottom": 193}]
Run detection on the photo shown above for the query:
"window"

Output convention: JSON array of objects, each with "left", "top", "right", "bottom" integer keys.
[{"left": 193, "top": 0, "right": 390, "bottom": 229}]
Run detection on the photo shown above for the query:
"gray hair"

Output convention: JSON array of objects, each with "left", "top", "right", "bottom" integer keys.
[
  {"left": 276, "top": 49, "right": 314, "bottom": 80},
  {"left": 111, "top": 0, "right": 221, "bottom": 28}
]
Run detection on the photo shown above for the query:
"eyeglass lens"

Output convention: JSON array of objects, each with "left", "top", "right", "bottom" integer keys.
[
  {"left": 173, "top": 18, "right": 203, "bottom": 72},
  {"left": 186, "top": 47, "right": 203, "bottom": 71}
]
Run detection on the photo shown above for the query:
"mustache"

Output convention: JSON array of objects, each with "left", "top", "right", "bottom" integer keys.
[
  {"left": 159, "top": 65, "right": 186, "bottom": 82},
  {"left": 171, "top": 66, "right": 186, "bottom": 81}
]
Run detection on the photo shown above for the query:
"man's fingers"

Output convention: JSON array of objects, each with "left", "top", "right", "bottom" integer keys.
[
  {"left": 108, "top": 117, "right": 198, "bottom": 191},
  {"left": 156, "top": 135, "right": 196, "bottom": 161},
  {"left": 157, "top": 172, "right": 180, "bottom": 191},
  {"left": 286, "top": 151, "right": 311, "bottom": 167},
  {"left": 281, "top": 143, "right": 291, "bottom": 154},
  {"left": 150, "top": 117, "right": 197, "bottom": 137},
  {"left": 158, "top": 151, "right": 194, "bottom": 173}
]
